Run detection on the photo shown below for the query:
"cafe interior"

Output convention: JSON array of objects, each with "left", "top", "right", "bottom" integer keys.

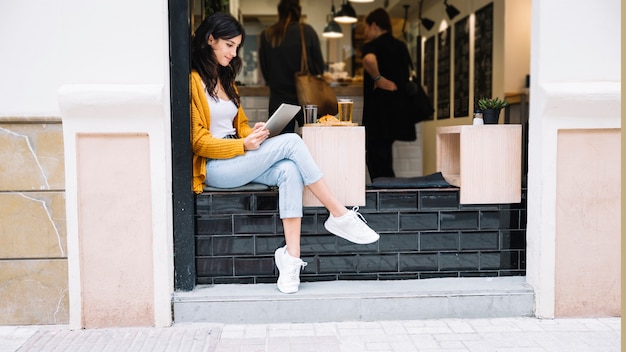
[{"left": 191, "top": 0, "right": 531, "bottom": 179}]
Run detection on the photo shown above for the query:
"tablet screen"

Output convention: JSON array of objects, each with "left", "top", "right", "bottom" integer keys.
[{"left": 264, "top": 103, "right": 301, "bottom": 137}]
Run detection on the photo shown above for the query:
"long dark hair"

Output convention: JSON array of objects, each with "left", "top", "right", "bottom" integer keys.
[
  {"left": 264, "top": 0, "right": 301, "bottom": 48},
  {"left": 191, "top": 12, "right": 245, "bottom": 107}
]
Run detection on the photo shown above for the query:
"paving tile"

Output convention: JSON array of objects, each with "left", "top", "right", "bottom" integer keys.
[
  {"left": 389, "top": 341, "right": 418, "bottom": 352},
  {"left": 379, "top": 321, "right": 407, "bottom": 335},
  {"left": 434, "top": 332, "right": 481, "bottom": 341},
  {"left": 405, "top": 325, "right": 453, "bottom": 334},
  {"left": 408, "top": 334, "right": 440, "bottom": 349},
  {"left": 445, "top": 320, "right": 476, "bottom": 334},
  {"left": 313, "top": 322, "right": 339, "bottom": 336}
]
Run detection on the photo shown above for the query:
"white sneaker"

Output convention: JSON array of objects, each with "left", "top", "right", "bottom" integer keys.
[
  {"left": 274, "top": 246, "right": 307, "bottom": 294},
  {"left": 324, "top": 206, "right": 380, "bottom": 244}
]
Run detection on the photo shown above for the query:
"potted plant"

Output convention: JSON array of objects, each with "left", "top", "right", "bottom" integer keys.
[{"left": 477, "top": 97, "right": 509, "bottom": 124}]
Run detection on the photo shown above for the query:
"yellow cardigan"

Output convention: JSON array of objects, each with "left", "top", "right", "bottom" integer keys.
[{"left": 190, "top": 71, "right": 254, "bottom": 194}]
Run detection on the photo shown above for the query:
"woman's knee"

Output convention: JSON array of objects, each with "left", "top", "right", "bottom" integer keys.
[
  {"left": 275, "top": 159, "right": 300, "bottom": 177},
  {"left": 275, "top": 160, "right": 304, "bottom": 186}
]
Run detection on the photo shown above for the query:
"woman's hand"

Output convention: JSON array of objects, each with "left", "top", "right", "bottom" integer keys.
[
  {"left": 374, "top": 76, "right": 397, "bottom": 91},
  {"left": 243, "top": 124, "right": 269, "bottom": 151}
]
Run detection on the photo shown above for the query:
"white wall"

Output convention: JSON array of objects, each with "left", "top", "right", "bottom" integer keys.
[
  {"left": 503, "top": 0, "right": 531, "bottom": 93},
  {"left": 0, "top": 0, "right": 169, "bottom": 117}
]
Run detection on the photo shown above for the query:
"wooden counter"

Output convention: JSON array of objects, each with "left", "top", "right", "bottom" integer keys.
[{"left": 238, "top": 84, "right": 363, "bottom": 97}]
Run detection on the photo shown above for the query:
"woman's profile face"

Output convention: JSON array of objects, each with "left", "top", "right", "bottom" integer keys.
[
  {"left": 363, "top": 22, "right": 377, "bottom": 41},
  {"left": 208, "top": 34, "right": 242, "bottom": 67}
]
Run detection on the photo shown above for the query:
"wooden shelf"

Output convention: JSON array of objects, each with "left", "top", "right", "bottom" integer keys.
[{"left": 436, "top": 125, "right": 522, "bottom": 204}]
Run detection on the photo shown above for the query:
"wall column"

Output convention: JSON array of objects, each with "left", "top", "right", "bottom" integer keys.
[
  {"left": 525, "top": 0, "right": 621, "bottom": 318},
  {"left": 60, "top": 84, "right": 174, "bottom": 328}
]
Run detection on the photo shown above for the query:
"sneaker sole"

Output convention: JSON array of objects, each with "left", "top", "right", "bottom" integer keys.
[{"left": 324, "top": 221, "right": 380, "bottom": 245}]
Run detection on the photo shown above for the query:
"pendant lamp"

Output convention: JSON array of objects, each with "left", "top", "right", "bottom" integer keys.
[
  {"left": 417, "top": 0, "right": 435, "bottom": 32},
  {"left": 323, "top": 21, "right": 343, "bottom": 38},
  {"left": 323, "top": 1, "right": 343, "bottom": 38},
  {"left": 334, "top": 0, "right": 357, "bottom": 24}
]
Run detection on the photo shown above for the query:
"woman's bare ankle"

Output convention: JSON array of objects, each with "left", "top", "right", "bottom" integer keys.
[
  {"left": 286, "top": 246, "right": 301, "bottom": 258},
  {"left": 329, "top": 207, "right": 348, "bottom": 218}
]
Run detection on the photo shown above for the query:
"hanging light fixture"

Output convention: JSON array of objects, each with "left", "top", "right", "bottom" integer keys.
[
  {"left": 444, "top": 0, "right": 460, "bottom": 20},
  {"left": 323, "top": 21, "right": 343, "bottom": 38},
  {"left": 402, "top": 4, "right": 410, "bottom": 41},
  {"left": 334, "top": 0, "right": 357, "bottom": 24},
  {"left": 420, "top": 17, "right": 435, "bottom": 30},
  {"left": 323, "top": 1, "right": 343, "bottom": 38},
  {"left": 417, "top": 0, "right": 434, "bottom": 32}
]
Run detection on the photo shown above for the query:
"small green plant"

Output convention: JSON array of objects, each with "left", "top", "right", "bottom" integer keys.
[{"left": 477, "top": 97, "right": 509, "bottom": 110}]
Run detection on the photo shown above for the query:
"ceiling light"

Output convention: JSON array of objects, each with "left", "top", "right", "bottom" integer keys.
[
  {"left": 334, "top": 1, "right": 357, "bottom": 24},
  {"left": 349, "top": 0, "right": 374, "bottom": 2},
  {"left": 444, "top": 0, "right": 460, "bottom": 20},
  {"left": 323, "top": 20, "right": 343, "bottom": 38},
  {"left": 323, "top": 1, "right": 344, "bottom": 38}
]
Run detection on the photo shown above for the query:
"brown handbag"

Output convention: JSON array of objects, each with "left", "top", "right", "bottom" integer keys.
[{"left": 294, "top": 24, "right": 338, "bottom": 117}]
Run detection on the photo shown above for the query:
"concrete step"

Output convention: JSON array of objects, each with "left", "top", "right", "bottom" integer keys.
[{"left": 173, "top": 277, "right": 535, "bottom": 324}]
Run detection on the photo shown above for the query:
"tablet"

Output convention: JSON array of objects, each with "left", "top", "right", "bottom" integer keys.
[{"left": 264, "top": 103, "right": 301, "bottom": 137}]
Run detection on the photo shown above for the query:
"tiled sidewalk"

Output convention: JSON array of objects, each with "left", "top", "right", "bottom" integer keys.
[{"left": 0, "top": 317, "right": 620, "bottom": 352}]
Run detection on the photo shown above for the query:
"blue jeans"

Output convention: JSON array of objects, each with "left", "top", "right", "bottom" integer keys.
[{"left": 205, "top": 133, "right": 324, "bottom": 218}]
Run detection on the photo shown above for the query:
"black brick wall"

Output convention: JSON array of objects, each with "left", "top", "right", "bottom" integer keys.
[{"left": 195, "top": 188, "right": 527, "bottom": 284}]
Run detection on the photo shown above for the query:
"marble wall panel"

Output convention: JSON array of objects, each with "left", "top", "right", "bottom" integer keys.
[
  {"left": 0, "top": 123, "right": 64, "bottom": 191},
  {"left": 0, "top": 192, "right": 66, "bottom": 259},
  {"left": 0, "top": 120, "right": 68, "bottom": 325},
  {"left": 0, "top": 259, "right": 69, "bottom": 324}
]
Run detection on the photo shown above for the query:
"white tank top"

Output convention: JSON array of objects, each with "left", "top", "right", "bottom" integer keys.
[{"left": 204, "top": 88, "right": 238, "bottom": 138}]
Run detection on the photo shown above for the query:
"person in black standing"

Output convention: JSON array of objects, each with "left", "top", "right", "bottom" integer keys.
[
  {"left": 259, "top": 0, "right": 324, "bottom": 134},
  {"left": 361, "top": 8, "right": 414, "bottom": 180}
]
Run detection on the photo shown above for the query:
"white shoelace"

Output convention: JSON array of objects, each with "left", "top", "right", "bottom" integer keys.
[
  {"left": 287, "top": 261, "right": 308, "bottom": 280},
  {"left": 350, "top": 206, "right": 368, "bottom": 223}
]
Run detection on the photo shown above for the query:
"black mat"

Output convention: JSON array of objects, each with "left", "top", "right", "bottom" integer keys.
[
  {"left": 370, "top": 172, "right": 453, "bottom": 189},
  {"left": 203, "top": 182, "right": 271, "bottom": 192}
]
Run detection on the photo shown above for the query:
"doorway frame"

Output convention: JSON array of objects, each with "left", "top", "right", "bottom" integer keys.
[{"left": 169, "top": 0, "right": 195, "bottom": 291}]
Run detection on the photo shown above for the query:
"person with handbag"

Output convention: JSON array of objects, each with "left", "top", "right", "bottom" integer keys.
[
  {"left": 190, "top": 12, "right": 379, "bottom": 294},
  {"left": 259, "top": 0, "right": 325, "bottom": 133},
  {"left": 361, "top": 8, "right": 415, "bottom": 180}
]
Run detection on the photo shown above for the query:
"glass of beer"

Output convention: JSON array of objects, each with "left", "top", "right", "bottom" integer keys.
[{"left": 337, "top": 98, "right": 353, "bottom": 123}]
